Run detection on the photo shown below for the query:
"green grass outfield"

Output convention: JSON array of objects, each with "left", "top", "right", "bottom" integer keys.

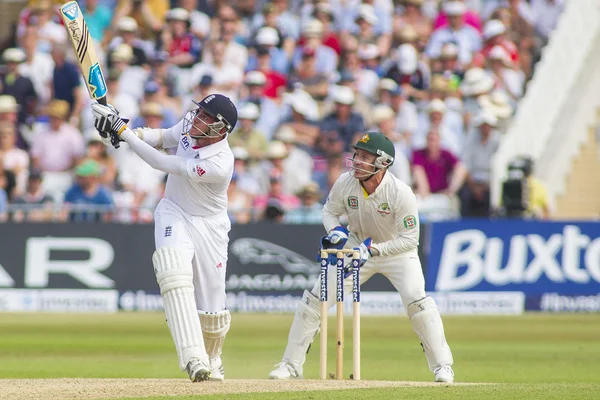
[{"left": 1, "top": 313, "right": 599, "bottom": 399}]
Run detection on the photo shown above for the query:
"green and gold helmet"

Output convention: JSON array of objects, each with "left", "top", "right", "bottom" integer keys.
[{"left": 352, "top": 131, "right": 395, "bottom": 169}]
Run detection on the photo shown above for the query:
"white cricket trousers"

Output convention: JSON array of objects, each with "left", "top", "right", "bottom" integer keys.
[{"left": 154, "top": 198, "right": 230, "bottom": 312}]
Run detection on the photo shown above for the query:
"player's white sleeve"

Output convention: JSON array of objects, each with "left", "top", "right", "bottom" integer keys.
[
  {"left": 322, "top": 177, "right": 346, "bottom": 232},
  {"left": 372, "top": 188, "right": 420, "bottom": 257},
  {"left": 131, "top": 119, "right": 184, "bottom": 149},
  {"left": 121, "top": 128, "right": 185, "bottom": 175}
]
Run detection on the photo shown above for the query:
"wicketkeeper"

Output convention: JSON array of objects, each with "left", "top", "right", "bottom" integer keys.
[{"left": 269, "top": 131, "right": 454, "bottom": 382}]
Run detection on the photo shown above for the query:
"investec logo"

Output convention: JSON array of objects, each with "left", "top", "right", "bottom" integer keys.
[
  {"left": 320, "top": 259, "right": 328, "bottom": 301},
  {"left": 62, "top": 2, "right": 79, "bottom": 20},
  {"left": 435, "top": 225, "right": 600, "bottom": 291}
]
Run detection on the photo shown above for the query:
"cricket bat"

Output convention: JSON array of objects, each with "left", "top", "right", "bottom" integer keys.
[{"left": 59, "top": 1, "right": 120, "bottom": 148}]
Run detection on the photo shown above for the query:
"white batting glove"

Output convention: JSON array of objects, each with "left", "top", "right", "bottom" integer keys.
[{"left": 91, "top": 102, "right": 128, "bottom": 138}]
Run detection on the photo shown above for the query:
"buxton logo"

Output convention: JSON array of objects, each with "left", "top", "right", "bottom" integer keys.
[
  {"left": 61, "top": 2, "right": 79, "bottom": 20},
  {"left": 347, "top": 196, "right": 358, "bottom": 209}
]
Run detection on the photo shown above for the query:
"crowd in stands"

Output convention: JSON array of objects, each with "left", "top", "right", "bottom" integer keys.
[{"left": 0, "top": 0, "right": 563, "bottom": 223}]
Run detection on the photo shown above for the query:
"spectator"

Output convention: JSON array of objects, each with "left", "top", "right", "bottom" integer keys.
[
  {"left": 30, "top": 99, "right": 85, "bottom": 172},
  {"left": 10, "top": 169, "right": 54, "bottom": 222},
  {"left": 412, "top": 130, "right": 467, "bottom": 199},
  {"left": 250, "top": 3, "right": 294, "bottom": 53},
  {"left": 275, "top": 126, "right": 313, "bottom": 197},
  {"left": 294, "top": 19, "right": 338, "bottom": 77},
  {"left": 352, "top": 4, "right": 389, "bottom": 55},
  {"left": 20, "top": 0, "right": 67, "bottom": 53},
  {"left": 51, "top": 45, "right": 84, "bottom": 124},
  {"left": 0, "top": 96, "right": 24, "bottom": 148},
  {"left": 176, "top": 0, "right": 211, "bottom": 40},
  {"left": 459, "top": 67, "right": 495, "bottom": 121},
  {"left": 426, "top": 1, "right": 482, "bottom": 66},
  {"left": 231, "top": 147, "right": 261, "bottom": 195},
  {"left": 189, "top": 39, "right": 243, "bottom": 103},
  {"left": 228, "top": 102, "right": 269, "bottom": 160},
  {"left": 112, "top": 43, "right": 150, "bottom": 102},
  {"left": 433, "top": 0, "right": 482, "bottom": 32},
  {"left": 310, "top": 3, "right": 341, "bottom": 55},
  {"left": 485, "top": 46, "right": 524, "bottom": 100},
  {"left": 284, "top": 182, "right": 323, "bottom": 224},
  {"left": 108, "top": 17, "right": 149, "bottom": 68},
  {"left": 371, "top": 105, "right": 411, "bottom": 185},
  {"left": 480, "top": 19, "right": 519, "bottom": 64},
  {"left": 431, "top": 43, "right": 465, "bottom": 83},
  {"left": 227, "top": 173, "right": 253, "bottom": 224},
  {"left": 181, "top": 74, "right": 213, "bottom": 112},
  {"left": 478, "top": 90, "right": 513, "bottom": 133},
  {"left": 416, "top": 99, "right": 462, "bottom": 156},
  {"left": 385, "top": 44, "right": 431, "bottom": 102},
  {"left": 460, "top": 111, "right": 500, "bottom": 216},
  {"left": 490, "top": 4, "right": 534, "bottom": 78},
  {"left": 394, "top": 0, "right": 432, "bottom": 51},
  {"left": 85, "top": 140, "right": 117, "bottom": 189},
  {"left": 248, "top": 27, "right": 290, "bottom": 75},
  {"left": 261, "top": 197, "right": 286, "bottom": 223},
  {"left": 359, "top": 43, "right": 384, "bottom": 79},
  {"left": 288, "top": 46, "right": 330, "bottom": 101},
  {"left": 254, "top": 172, "right": 300, "bottom": 221},
  {"left": 339, "top": 50, "right": 380, "bottom": 104},
  {"left": 162, "top": 8, "right": 201, "bottom": 68},
  {"left": 377, "top": 81, "right": 418, "bottom": 157},
  {"left": 63, "top": 159, "right": 113, "bottom": 223},
  {"left": 135, "top": 84, "right": 178, "bottom": 128},
  {"left": 18, "top": 28, "right": 54, "bottom": 106},
  {"left": 0, "top": 122, "right": 29, "bottom": 196},
  {"left": 252, "top": 0, "right": 301, "bottom": 42},
  {"left": 253, "top": 47, "right": 287, "bottom": 101},
  {"left": 113, "top": 0, "right": 168, "bottom": 41},
  {"left": 1, "top": 48, "right": 37, "bottom": 128},
  {"left": 104, "top": 69, "right": 139, "bottom": 132},
  {"left": 81, "top": 0, "right": 113, "bottom": 43},
  {"left": 278, "top": 92, "right": 320, "bottom": 151},
  {"left": 208, "top": 5, "right": 248, "bottom": 73},
  {"left": 320, "top": 85, "right": 365, "bottom": 151},
  {"left": 321, "top": 71, "right": 373, "bottom": 128},
  {"left": 237, "top": 71, "right": 282, "bottom": 141}
]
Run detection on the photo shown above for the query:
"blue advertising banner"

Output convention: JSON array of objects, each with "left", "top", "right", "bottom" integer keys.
[{"left": 426, "top": 220, "right": 600, "bottom": 296}]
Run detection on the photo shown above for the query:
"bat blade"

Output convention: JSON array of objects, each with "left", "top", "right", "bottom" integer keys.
[{"left": 59, "top": 1, "right": 107, "bottom": 106}]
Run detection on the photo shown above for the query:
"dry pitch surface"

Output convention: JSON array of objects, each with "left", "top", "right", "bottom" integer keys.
[{"left": 0, "top": 379, "right": 480, "bottom": 400}]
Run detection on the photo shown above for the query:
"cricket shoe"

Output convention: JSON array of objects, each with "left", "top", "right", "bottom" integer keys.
[
  {"left": 209, "top": 357, "right": 225, "bottom": 381},
  {"left": 268, "top": 361, "right": 301, "bottom": 380},
  {"left": 186, "top": 358, "right": 211, "bottom": 382},
  {"left": 434, "top": 365, "right": 454, "bottom": 383}
]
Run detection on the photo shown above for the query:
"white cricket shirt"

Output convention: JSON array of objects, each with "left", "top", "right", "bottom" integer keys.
[
  {"left": 122, "top": 119, "right": 234, "bottom": 217},
  {"left": 322, "top": 171, "right": 420, "bottom": 257}
]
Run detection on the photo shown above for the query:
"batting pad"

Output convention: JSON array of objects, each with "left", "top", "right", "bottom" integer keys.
[
  {"left": 198, "top": 309, "right": 231, "bottom": 359},
  {"left": 153, "top": 246, "right": 209, "bottom": 370},
  {"left": 282, "top": 290, "right": 321, "bottom": 373},
  {"left": 407, "top": 296, "right": 454, "bottom": 372}
]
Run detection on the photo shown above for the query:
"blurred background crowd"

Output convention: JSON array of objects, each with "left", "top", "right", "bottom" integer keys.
[{"left": 0, "top": 0, "right": 562, "bottom": 224}]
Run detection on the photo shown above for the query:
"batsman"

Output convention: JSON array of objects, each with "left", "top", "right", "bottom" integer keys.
[
  {"left": 91, "top": 95, "right": 238, "bottom": 382},
  {"left": 269, "top": 131, "right": 454, "bottom": 382}
]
